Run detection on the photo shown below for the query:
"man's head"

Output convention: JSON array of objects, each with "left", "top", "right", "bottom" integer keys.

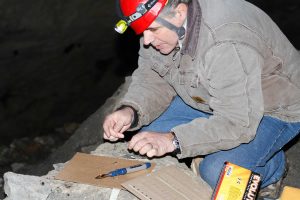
[
  {"left": 116, "top": 0, "right": 190, "bottom": 54},
  {"left": 143, "top": 1, "right": 189, "bottom": 54}
]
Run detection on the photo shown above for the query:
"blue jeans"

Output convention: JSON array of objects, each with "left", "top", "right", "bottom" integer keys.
[{"left": 141, "top": 96, "right": 300, "bottom": 188}]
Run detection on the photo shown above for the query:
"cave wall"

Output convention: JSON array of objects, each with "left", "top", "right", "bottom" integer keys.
[
  {"left": 249, "top": 0, "right": 300, "bottom": 48},
  {"left": 0, "top": 0, "right": 140, "bottom": 142}
]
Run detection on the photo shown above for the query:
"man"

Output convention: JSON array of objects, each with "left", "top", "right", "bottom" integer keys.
[{"left": 103, "top": 0, "right": 300, "bottom": 198}]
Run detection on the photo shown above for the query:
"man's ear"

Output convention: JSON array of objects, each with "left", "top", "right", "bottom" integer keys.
[{"left": 174, "top": 3, "right": 188, "bottom": 24}]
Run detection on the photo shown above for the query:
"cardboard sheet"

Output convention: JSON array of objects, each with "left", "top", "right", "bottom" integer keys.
[
  {"left": 122, "top": 165, "right": 211, "bottom": 200},
  {"left": 55, "top": 152, "right": 155, "bottom": 189}
]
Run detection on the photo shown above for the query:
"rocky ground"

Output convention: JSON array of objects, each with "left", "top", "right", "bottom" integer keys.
[
  {"left": 0, "top": 123, "right": 78, "bottom": 199},
  {"left": 1, "top": 79, "right": 300, "bottom": 200}
]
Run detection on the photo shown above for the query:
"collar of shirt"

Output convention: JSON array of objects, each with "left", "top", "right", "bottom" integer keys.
[{"left": 178, "top": 19, "right": 187, "bottom": 49}]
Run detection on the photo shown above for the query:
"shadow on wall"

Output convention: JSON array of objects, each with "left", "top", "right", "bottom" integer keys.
[{"left": 114, "top": 28, "right": 140, "bottom": 76}]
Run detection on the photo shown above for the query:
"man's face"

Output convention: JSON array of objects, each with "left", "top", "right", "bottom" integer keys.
[{"left": 142, "top": 17, "right": 180, "bottom": 55}]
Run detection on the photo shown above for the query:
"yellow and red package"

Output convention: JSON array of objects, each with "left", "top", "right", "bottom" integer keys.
[
  {"left": 212, "top": 162, "right": 261, "bottom": 200},
  {"left": 280, "top": 186, "right": 300, "bottom": 200}
]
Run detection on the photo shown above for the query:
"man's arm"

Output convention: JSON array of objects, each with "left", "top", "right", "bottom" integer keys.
[{"left": 114, "top": 39, "right": 176, "bottom": 130}]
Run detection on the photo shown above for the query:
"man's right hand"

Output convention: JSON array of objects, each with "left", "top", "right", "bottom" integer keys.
[{"left": 103, "top": 106, "right": 135, "bottom": 141}]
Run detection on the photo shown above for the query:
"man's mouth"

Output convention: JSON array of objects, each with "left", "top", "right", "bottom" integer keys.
[{"left": 154, "top": 44, "right": 163, "bottom": 50}]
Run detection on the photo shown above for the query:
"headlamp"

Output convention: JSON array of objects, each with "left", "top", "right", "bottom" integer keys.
[{"left": 115, "top": 19, "right": 128, "bottom": 34}]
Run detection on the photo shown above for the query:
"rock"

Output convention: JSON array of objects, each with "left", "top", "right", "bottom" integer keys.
[
  {"left": 4, "top": 142, "right": 212, "bottom": 200},
  {"left": 3, "top": 171, "right": 116, "bottom": 200},
  {"left": 10, "top": 163, "right": 25, "bottom": 172},
  {"left": 4, "top": 172, "right": 61, "bottom": 200}
]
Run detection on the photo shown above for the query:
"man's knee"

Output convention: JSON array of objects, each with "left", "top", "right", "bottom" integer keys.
[{"left": 199, "top": 156, "right": 224, "bottom": 189}]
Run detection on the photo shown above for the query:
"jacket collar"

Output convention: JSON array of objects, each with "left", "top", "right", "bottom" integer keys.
[{"left": 181, "top": 0, "right": 202, "bottom": 59}]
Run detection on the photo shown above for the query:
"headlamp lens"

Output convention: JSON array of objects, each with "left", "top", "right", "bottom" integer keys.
[{"left": 114, "top": 20, "right": 128, "bottom": 34}]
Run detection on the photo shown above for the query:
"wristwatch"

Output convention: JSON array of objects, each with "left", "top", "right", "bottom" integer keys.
[{"left": 171, "top": 132, "right": 181, "bottom": 154}]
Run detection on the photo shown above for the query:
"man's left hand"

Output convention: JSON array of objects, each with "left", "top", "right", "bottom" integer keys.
[{"left": 128, "top": 131, "right": 176, "bottom": 157}]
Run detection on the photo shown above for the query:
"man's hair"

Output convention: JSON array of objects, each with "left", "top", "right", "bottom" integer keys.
[{"left": 159, "top": 0, "right": 191, "bottom": 17}]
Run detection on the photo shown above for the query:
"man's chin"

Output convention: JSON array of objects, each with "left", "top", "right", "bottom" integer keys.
[
  {"left": 152, "top": 44, "right": 175, "bottom": 55},
  {"left": 158, "top": 47, "right": 173, "bottom": 55}
]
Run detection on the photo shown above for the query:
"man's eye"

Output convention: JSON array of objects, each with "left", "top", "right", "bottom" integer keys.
[{"left": 149, "top": 27, "right": 160, "bottom": 32}]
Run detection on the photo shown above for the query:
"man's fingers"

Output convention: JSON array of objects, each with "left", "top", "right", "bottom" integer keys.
[
  {"left": 103, "top": 120, "right": 124, "bottom": 141},
  {"left": 102, "top": 109, "right": 133, "bottom": 142},
  {"left": 108, "top": 135, "right": 119, "bottom": 141},
  {"left": 129, "top": 137, "right": 159, "bottom": 157},
  {"left": 132, "top": 138, "right": 148, "bottom": 152},
  {"left": 103, "top": 119, "right": 115, "bottom": 138},
  {"left": 128, "top": 133, "right": 145, "bottom": 149},
  {"left": 103, "top": 133, "right": 109, "bottom": 140},
  {"left": 128, "top": 131, "right": 172, "bottom": 158},
  {"left": 103, "top": 129, "right": 113, "bottom": 141},
  {"left": 113, "top": 122, "right": 126, "bottom": 138},
  {"left": 113, "top": 121, "right": 124, "bottom": 133},
  {"left": 138, "top": 143, "right": 153, "bottom": 155},
  {"left": 109, "top": 126, "right": 124, "bottom": 139},
  {"left": 120, "top": 124, "right": 130, "bottom": 134},
  {"left": 103, "top": 130, "right": 119, "bottom": 141},
  {"left": 147, "top": 148, "right": 158, "bottom": 157}
]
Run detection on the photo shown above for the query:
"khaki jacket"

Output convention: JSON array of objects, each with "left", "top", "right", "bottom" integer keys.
[{"left": 116, "top": 0, "right": 300, "bottom": 158}]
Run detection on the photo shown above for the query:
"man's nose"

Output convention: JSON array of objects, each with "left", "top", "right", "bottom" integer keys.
[{"left": 143, "top": 30, "right": 154, "bottom": 45}]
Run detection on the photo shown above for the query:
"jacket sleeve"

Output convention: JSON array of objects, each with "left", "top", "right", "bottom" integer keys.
[
  {"left": 173, "top": 42, "right": 265, "bottom": 158},
  {"left": 115, "top": 39, "right": 176, "bottom": 130}
]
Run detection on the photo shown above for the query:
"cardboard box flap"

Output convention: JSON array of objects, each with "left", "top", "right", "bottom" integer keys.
[
  {"left": 122, "top": 165, "right": 212, "bottom": 200},
  {"left": 55, "top": 152, "right": 155, "bottom": 189}
]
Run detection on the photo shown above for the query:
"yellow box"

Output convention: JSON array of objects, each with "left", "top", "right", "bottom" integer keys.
[
  {"left": 212, "top": 162, "right": 261, "bottom": 200},
  {"left": 280, "top": 186, "right": 300, "bottom": 200}
]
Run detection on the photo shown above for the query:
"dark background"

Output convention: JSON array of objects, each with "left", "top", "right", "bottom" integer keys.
[{"left": 0, "top": 0, "right": 299, "bottom": 183}]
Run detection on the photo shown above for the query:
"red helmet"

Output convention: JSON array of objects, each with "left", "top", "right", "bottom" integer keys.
[{"left": 119, "top": 0, "right": 168, "bottom": 34}]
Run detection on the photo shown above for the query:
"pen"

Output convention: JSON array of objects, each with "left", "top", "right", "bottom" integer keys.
[{"left": 95, "top": 162, "right": 151, "bottom": 179}]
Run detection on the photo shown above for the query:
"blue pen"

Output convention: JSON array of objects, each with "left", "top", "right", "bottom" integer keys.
[{"left": 95, "top": 162, "right": 151, "bottom": 179}]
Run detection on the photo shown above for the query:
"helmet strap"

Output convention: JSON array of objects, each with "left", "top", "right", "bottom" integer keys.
[{"left": 156, "top": 17, "right": 186, "bottom": 39}]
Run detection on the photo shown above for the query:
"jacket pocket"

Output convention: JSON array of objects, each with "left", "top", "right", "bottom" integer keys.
[
  {"left": 185, "top": 69, "right": 210, "bottom": 105},
  {"left": 151, "top": 62, "right": 172, "bottom": 77}
]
